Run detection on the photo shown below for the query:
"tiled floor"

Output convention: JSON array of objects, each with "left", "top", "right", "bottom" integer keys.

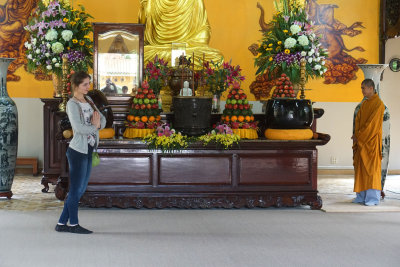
[
  {"left": 319, "top": 175, "right": 400, "bottom": 212},
  {"left": 1, "top": 174, "right": 400, "bottom": 212}
]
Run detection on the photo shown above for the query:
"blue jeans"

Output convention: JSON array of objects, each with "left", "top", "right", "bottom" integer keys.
[{"left": 58, "top": 145, "right": 93, "bottom": 225}]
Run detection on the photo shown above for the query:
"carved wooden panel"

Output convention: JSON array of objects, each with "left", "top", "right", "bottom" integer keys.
[
  {"left": 237, "top": 152, "right": 312, "bottom": 185},
  {"left": 159, "top": 155, "right": 232, "bottom": 185},
  {"left": 89, "top": 154, "right": 152, "bottom": 185}
]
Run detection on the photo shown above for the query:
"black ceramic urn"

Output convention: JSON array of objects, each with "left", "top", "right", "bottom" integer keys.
[
  {"left": 173, "top": 96, "right": 212, "bottom": 136},
  {"left": 265, "top": 98, "right": 314, "bottom": 129}
]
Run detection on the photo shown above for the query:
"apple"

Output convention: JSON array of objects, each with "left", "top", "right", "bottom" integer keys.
[
  {"left": 281, "top": 94, "right": 286, "bottom": 97},
  {"left": 226, "top": 99, "right": 231, "bottom": 104},
  {"left": 152, "top": 104, "right": 158, "bottom": 109},
  {"left": 228, "top": 104, "right": 233, "bottom": 109},
  {"left": 233, "top": 104, "right": 238, "bottom": 109},
  {"left": 244, "top": 99, "right": 248, "bottom": 104},
  {"left": 239, "top": 104, "right": 243, "bottom": 110},
  {"left": 143, "top": 89, "right": 149, "bottom": 94},
  {"left": 244, "top": 104, "right": 249, "bottom": 110},
  {"left": 284, "top": 85, "right": 289, "bottom": 89},
  {"left": 231, "top": 99, "right": 237, "bottom": 105},
  {"left": 146, "top": 104, "right": 152, "bottom": 109},
  {"left": 140, "top": 104, "right": 146, "bottom": 109},
  {"left": 231, "top": 90, "right": 237, "bottom": 95},
  {"left": 237, "top": 99, "right": 243, "bottom": 104},
  {"left": 241, "top": 94, "right": 246, "bottom": 100},
  {"left": 144, "top": 99, "right": 150, "bottom": 104},
  {"left": 138, "top": 99, "right": 143, "bottom": 104},
  {"left": 225, "top": 104, "right": 229, "bottom": 109},
  {"left": 279, "top": 89, "right": 283, "bottom": 93},
  {"left": 234, "top": 94, "right": 240, "bottom": 100},
  {"left": 149, "top": 89, "right": 153, "bottom": 93},
  {"left": 135, "top": 104, "right": 140, "bottom": 110},
  {"left": 284, "top": 90, "right": 288, "bottom": 94}
]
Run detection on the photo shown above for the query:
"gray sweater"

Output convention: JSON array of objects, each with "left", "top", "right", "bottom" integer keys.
[{"left": 67, "top": 96, "right": 107, "bottom": 154}]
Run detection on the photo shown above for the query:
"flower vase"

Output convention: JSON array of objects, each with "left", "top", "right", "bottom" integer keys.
[
  {"left": 355, "top": 64, "right": 390, "bottom": 191},
  {"left": 212, "top": 94, "right": 221, "bottom": 113},
  {"left": 0, "top": 58, "right": 18, "bottom": 199},
  {"left": 52, "top": 73, "right": 63, "bottom": 98}
]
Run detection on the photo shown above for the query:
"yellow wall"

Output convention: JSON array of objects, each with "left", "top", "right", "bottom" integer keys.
[{"left": 8, "top": 0, "right": 379, "bottom": 102}]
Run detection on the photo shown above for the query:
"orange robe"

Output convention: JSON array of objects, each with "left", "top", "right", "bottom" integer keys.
[{"left": 353, "top": 94, "right": 385, "bottom": 192}]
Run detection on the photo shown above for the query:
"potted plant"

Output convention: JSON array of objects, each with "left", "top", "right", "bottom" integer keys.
[
  {"left": 203, "top": 60, "right": 245, "bottom": 112},
  {"left": 254, "top": 0, "right": 328, "bottom": 130},
  {"left": 254, "top": 0, "right": 327, "bottom": 86},
  {"left": 24, "top": 0, "right": 94, "bottom": 97}
]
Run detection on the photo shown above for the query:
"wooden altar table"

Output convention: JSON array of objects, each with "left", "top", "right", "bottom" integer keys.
[{"left": 77, "top": 135, "right": 329, "bottom": 210}]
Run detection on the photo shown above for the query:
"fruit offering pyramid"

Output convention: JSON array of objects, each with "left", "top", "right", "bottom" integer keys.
[
  {"left": 220, "top": 82, "right": 258, "bottom": 139},
  {"left": 125, "top": 80, "right": 161, "bottom": 131},
  {"left": 271, "top": 73, "right": 296, "bottom": 98},
  {"left": 222, "top": 82, "right": 255, "bottom": 126}
]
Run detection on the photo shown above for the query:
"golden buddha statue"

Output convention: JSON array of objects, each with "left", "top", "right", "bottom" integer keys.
[{"left": 138, "top": 0, "right": 223, "bottom": 67}]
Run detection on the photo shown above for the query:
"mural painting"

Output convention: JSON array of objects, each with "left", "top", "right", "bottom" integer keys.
[{"left": 0, "top": 0, "right": 41, "bottom": 81}]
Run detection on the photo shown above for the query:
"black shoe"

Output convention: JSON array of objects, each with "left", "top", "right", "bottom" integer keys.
[
  {"left": 55, "top": 224, "right": 70, "bottom": 232},
  {"left": 69, "top": 225, "right": 93, "bottom": 234}
]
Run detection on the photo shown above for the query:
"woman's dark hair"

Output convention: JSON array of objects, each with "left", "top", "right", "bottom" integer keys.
[{"left": 70, "top": 71, "right": 91, "bottom": 90}]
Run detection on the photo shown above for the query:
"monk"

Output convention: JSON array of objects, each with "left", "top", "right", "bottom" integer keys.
[{"left": 352, "top": 79, "right": 385, "bottom": 206}]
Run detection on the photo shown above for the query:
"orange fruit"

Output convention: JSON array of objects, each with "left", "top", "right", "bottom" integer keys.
[
  {"left": 156, "top": 115, "right": 161, "bottom": 121},
  {"left": 148, "top": 116, "right": 155, "bottom": 122},
  {"left": 250, "top": 115, "right": 254, "bottom": 121},
  {"left": 238, "top": 115, "right": 244, "bottom": 122},
  {"left": 231, "top": 115, "right": 238, "bottom": 122},
  {"left": 225, "top": 116, "right": 230, "bottom": 122},
  {"left": 134, "top": 116, "right": 140, "bottom": 122},
  {"left": 141, "top": 116, "right": 148, "bottom": 122},
  {"left": 127, "top": 115, "right": 134, "bottom": 121},
  {"left": 245, "top": 115, "right": 251, "bottom": 122}
]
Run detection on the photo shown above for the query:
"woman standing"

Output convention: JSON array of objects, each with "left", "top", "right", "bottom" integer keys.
[{"left": 55, "top": 71, "right": 106, "bottom": 234}]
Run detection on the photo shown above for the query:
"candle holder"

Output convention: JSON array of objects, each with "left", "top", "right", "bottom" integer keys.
[{"left": 58, "top": 56, "right": 69, "bottom": 112}]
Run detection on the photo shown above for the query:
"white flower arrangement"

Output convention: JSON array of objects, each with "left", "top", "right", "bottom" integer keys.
[
  {"left": 24, "top": 0, "right": 94, "bottom": 77},
  {"left": 255, "top": 0, "right": 329, "bottom": 84}
]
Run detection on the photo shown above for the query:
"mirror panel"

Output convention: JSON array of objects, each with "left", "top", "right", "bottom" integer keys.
[
  {"left": 93, "top": 23, "right": 144, "bottom": 96},
  {"left": 98, "top": 31, "right": 139, "bottom": 95}
]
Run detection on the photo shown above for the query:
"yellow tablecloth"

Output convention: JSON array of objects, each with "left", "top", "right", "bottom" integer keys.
[
  {"left": 232, "top": 129, "right": 258, "bottom": 139},
  {"left": 123, "top": 128, "right": 155, "bottom": 138}
]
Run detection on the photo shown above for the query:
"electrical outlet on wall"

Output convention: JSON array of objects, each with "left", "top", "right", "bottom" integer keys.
[{"left": 330, "top": 156, "right": 337, "bottom": 164}]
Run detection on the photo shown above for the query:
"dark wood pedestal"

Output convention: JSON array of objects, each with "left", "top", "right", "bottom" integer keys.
[
  {"left": 0, "top": 191, "right": 13, "bottom": 199},
  {"left": 75, "top": 135, "right": 329, "bottom": 210}
]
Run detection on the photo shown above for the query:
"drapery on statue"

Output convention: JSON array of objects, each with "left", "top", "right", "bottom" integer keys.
[
  {"left": 0, "top": 0, "right": 39, "bottom": 81},
  {"left": 138, "top": 0, "right": 223, "bottom": 67}
]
